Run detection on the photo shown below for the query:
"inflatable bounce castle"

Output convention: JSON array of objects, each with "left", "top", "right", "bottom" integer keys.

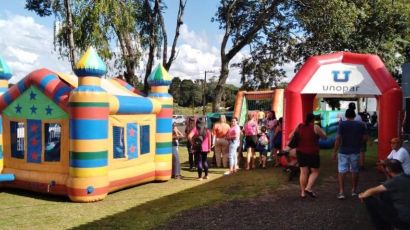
[{"left": 0, "top": 47, "right": 173, "bottom": 202}]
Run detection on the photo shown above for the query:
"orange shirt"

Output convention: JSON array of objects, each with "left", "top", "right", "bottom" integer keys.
[{"left": 212, "top": 122, "right": 230, "bottom": 138}]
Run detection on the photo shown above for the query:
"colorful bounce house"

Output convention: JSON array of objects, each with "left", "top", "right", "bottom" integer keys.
[
  {"left": 0, "top": 47, "right": 173, "bottom": 202},
  {"left": 283, "top": 52, "right": 402, "bottom": 160},
  {"left": 313, "top": 110, "right": 341, "bottom": 148}
]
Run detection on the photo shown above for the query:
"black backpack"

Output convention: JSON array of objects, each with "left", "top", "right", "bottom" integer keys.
[{"left": 192, "top": 135, "right": 204, "bottom": 152}]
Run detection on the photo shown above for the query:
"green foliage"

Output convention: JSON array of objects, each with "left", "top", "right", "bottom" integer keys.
[
  {"left": 178, "top": 79, "right": 192, "bottom": 106},
  {"left": 169, "top": 77, "right": 181, "bottom": 103},
  {"left": 171, "top": 77, "right": 238, "bottom": 110},
  {"left": 25, "top": 0, "right": 185, "bottom": 90},
  {"left": 219, "top": 0, "right": 410, "bottom": 91},
  {"left": 25, "top": 0, "right": 52, "bottom": 16},
  {"left": 178, "top": 79, "right": 202, "bottom": 107},
  {"left": 292, "top": 0, "right": 410, "bottom": 79},
  {"left": 223, "top": 84, "right": 238, "bottom": 110},
  {"left": 212, "top": 0, "right": 294, "bottom": 111}
]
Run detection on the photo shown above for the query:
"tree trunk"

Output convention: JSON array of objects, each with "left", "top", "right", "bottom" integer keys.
[
  {"left": 122, "top": 32, "right": 137, "bottom": 85},
  {"left": 64, "top": 0, "right": 76, "bottom": 69},
  {"left": 213, "top": 62, "right": 229, "bottom": 112},
  {"left": 143, "top": 0, "right": 160, "bottom": 94},
  {"left": 158, "top": 0, "right": 168, "bottom": 68},
  {"left": 116, "top": 0, "right": 138, "bottom": 86},
  {"left": 144, "top": 44, "right": 155, "bottom": 93},
  {"left": 164, "top": 0, "right": 186, "bottom": 70},
  {"left": 213, "top": 1, "right": 277, "bottom": 111}
]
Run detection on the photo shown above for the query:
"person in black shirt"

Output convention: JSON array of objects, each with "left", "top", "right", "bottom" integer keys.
[{"left": 359, "top": 159, "right": 410, "bottom": 229}]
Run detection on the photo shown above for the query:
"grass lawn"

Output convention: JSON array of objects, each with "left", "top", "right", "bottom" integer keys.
[{"left": 0, "top": 143, "right": 378, "bottom": 230}]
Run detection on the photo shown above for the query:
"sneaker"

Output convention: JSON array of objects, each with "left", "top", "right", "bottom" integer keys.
[
  {"left": 223, "top": 171, "right": 231, "bottom": 176},
  {"left": 351, "top": 191, "right": 358, "bottom": 197},
  {"left": 337, "top": 193, "right": 346, "bottom": 200},
  {"left": 197, "top": 177, "right": 203, "bottom": 181},
  {"left": 203, "top": 176, "right": 209, "bottom": 180}
]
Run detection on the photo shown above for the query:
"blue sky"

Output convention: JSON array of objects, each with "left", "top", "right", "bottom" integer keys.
[{"left": 0, "top": 1, "right": 294, "bottom": 86}]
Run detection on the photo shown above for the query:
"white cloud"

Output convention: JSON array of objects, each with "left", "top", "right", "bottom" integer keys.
[
  {"left": 0, "top": 14, "right": 71, "bottom": 83},
  {"left": 164, "top": 24, "right": 297, "bottom": 87},
  {"left": 162, "top": 24, "right": 250, "bottom": 86},
  {"left": 0, "top": 13, "right": 294, "bottom": 89}
]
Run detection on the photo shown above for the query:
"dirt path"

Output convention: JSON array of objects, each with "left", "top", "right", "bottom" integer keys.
[{"left": 157, "top": 168, "right": 383, "bottom": 230}]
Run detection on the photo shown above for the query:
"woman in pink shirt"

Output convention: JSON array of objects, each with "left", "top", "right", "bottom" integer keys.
[
  {"left": 243, "top": 112, "right": 258, "bottom": 170},
  {"left": 188, "top": 117, "right": 212, "bottom": 181}
]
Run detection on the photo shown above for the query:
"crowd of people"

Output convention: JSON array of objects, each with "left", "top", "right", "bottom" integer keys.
[
  {"left": 171, "top": 110, "right": 286, "bottom": 181},
  {"left": 170, "top": 105, "right": 410, "bottom": 229}
]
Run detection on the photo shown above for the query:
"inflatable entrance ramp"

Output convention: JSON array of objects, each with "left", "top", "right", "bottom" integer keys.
[{"left": 233, "top": 89, "right": 284, "bottom": 126}]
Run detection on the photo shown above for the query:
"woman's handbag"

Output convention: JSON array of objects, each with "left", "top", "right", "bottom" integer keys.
[{"left": 287, "top": 124, "right": 301, "bottom": 149}]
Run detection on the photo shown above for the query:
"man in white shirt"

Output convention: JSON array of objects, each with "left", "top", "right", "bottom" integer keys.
[{"left": 385, "top": 138, "right": 410, "bottom": 175}]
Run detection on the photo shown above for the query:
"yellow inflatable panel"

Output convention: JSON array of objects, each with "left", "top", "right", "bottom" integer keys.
[
  {"left": 70, "top": 139, "right": 108, "bottom": 153},
  {"left": 3, "top": 167, "right": 68, "bottom": 185},
  {"left": 66, "top": 175, "right": 109, "bottom": 189},
  {"left": 69, "top": 167, "right": 108, "bottom": 178}
]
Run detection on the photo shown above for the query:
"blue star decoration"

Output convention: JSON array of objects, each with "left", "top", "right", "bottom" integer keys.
[
  {"left": 30, "top": 105, "right": 37, "bottom": 114},
  {"left": 45, "top": 105, "right": 53, "bottom": 115},
  {"left": 30, "top": 91, "right": 37, "bottom": 100},
  {"left": 15, "top": 104, "right": 22, "bottom": 114}
]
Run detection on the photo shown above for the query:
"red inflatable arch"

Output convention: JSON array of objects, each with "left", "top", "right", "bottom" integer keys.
[{"left": 283, "top": 52, "right": 402, "bottom": 160}]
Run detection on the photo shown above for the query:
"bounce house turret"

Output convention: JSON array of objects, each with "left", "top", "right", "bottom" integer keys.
[
  {"left": 67, "top": 47, "right": 110, "bottom": 202},
  {"left": 0, "top": 56, "right": 12, "bottom": 172},
  {"left": 148, "top": 64, "right": 173, "bottom": 180}
]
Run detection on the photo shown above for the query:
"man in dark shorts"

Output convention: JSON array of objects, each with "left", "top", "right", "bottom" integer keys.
[
  {"left": 359, "top": 159, "right": 410, "bottom": 229},
  {"left": 333, "top": 108, "right": 367, "bottom": 200}
]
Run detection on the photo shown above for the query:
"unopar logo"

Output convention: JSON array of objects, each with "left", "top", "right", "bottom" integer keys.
[{"left": 332, "top": 70, "right": 351, "bottom": 82}]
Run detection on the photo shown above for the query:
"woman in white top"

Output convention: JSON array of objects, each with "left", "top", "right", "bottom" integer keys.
[{"left": 225, "top": 117, "right": 241, "bottom": 175}]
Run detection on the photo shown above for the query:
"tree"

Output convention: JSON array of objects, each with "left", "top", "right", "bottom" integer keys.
[
  {"left": 160, "top": 0, "right": 187, "bottom": 70},
  {"left": 26, "top": 0, "right": 77, "bottom": 69},
  {"left": 223, "top": 84, "right": 239, "bottom": 110},
  {"left": 26, "top": 0, "right": 141, "bottom": 79},
  {"left": 179, "top": 79, "right": 194, "bottom": 107},
  {"left": 230, "top": 0, "right": 410, "bottom": 94},
  {"left": 26, "top": 0, "right": 187, "bottom": 92},
  {"left": 169, "top": 77, "right": 181, "bottom": 104},
  {"left": 212, "top": 0, "right": 291, "bottom": 112},
  {"left": 139, "top": 0, "right": 187, "bottom": 94},
  {"left": 291, "top": 0, "right": 410, "bottom": 79}
]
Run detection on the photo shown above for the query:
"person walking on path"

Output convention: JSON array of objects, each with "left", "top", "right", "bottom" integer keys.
[
  {"left": 188, "top": 117, "right": 212, "bottom": 181},
  {"left": 333, "top": 108, "right": 367, "bottom": 200},
  {"left": 340, "top": 102, "right": 367, "bottom": 170},
  {"left": 290, "top": 113, "right": 326, "bottom": 198},
  {"left": 359, "top": 159, "right": 410, "bottom": 229},
  {"left": 185, "top": 116, "right": 197, "bottom": 171},
  {"left": 172, "top": 122, "right": 184, "bottom": 179},
  {"left": 225, "top": 117, "right": 241, "bottom": 175},
  {"left": 212, "top": 115, "right": 230, "bottom": 168}
]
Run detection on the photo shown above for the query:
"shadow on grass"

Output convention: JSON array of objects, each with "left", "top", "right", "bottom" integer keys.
[
  {"left": 72, "top": 166, "right": 287, "bottom": 230},
  {"left": 0, "top": 187, "right": 70, "bottom": 203}
]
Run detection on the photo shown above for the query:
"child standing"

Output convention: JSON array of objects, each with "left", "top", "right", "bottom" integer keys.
[{"left": 256, "top": 126, "right": 269, "bottom": 168}]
